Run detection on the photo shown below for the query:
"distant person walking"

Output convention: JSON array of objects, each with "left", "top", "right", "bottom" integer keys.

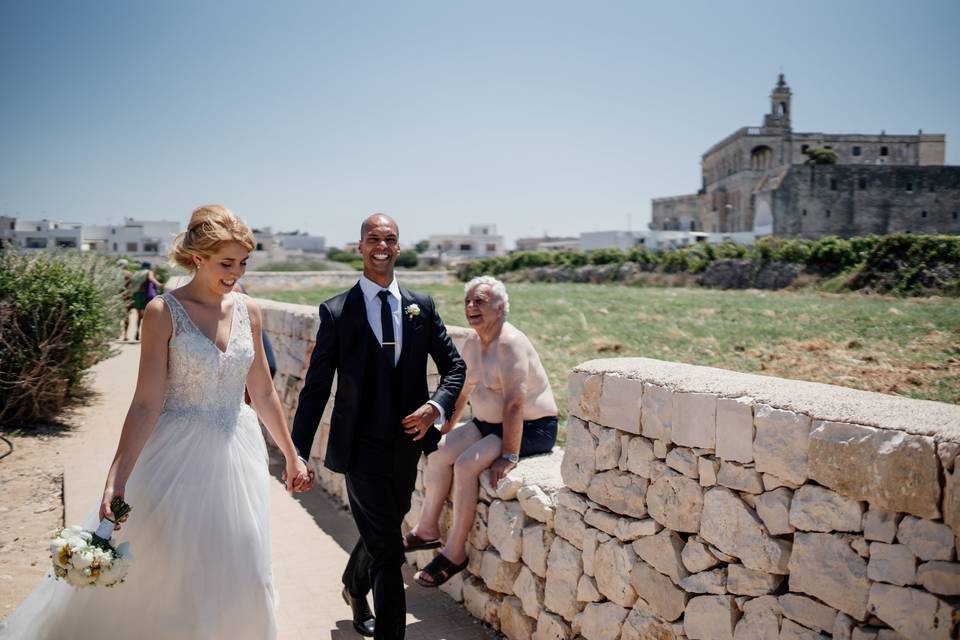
[{"left": 131, "top": 262, "right": 163, "bottom": 340}]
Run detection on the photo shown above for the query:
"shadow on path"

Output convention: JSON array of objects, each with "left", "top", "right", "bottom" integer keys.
[{"left": 267, "top": 447, "right": 497, "bottom": 639}]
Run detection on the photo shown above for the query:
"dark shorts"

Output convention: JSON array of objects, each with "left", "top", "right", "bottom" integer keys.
[{"left": 473, "top": 415, "right": 558, "bottom": 458}]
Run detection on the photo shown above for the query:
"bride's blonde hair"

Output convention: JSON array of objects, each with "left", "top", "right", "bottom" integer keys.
[{"left": 169, "top": 205, "right": 256, "bottom": 271}]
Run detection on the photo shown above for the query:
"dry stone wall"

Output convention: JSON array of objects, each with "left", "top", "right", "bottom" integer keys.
[{"left": 258, "top": 298, "right": 960, "bottom": 640}]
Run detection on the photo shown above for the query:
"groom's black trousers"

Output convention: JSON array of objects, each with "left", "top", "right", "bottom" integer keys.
[{"left": 342, "top": 448, "right": 419, "bottom": 640}]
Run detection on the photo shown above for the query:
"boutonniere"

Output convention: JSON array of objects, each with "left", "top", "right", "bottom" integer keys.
[{"left": 404, "top": 303, "right": 421, "bottom": 318}]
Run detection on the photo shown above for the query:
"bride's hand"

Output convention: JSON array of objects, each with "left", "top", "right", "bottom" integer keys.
[{"left": 99, "top": 485, "right": 124, "bottom": 530}]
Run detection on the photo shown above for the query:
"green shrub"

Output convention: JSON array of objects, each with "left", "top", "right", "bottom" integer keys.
[
  {"left": 588, "top": 248, "right": 627, "bottom": 266},
  {"left": 806, "top": 235, "right": 859, "bottom": 274},
  {"left": 556, "top": 251, "right": 588, "bottom": 267},
  {"left": 396, "top": 249, "right": 419, "bottom": 268},
  {"left": 713, "top": 241, "right": 748, "bottom": 260},
  {"left": 847, "top": 234, "right": 960, "bottom": 295},
  {"left": 803, "top": 147, "right": 839, "bottom": 165},
  {"left": 0, "top": 251, "right": 125, "bottom": 424},
  {"left": 659, "top": 249, "right": 693, "bottom": 273}
]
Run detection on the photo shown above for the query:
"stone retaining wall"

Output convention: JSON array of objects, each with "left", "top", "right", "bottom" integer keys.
[
  {"left": 257, "top": 298, "right": 960, "bottom": 640},
  {"left": 244, "top": 269, "right": 452, "bottom": 291}
]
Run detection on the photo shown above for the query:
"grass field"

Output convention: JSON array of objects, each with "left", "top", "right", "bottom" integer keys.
[{"left": 251, "top": 283, "right": 960, "bottom": 411}]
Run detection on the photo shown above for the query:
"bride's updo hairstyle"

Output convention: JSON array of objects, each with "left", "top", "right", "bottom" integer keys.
[{"left": 170, "top": 205, "right": 256, "bottom": 271}]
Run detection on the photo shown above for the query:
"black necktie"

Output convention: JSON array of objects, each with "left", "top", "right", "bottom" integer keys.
[{"left": 377, "top": 290, "right": 396, "bottom": 366}]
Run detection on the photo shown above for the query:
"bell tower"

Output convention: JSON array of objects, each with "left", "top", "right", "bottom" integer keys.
[{"left": 763, "top": 73, "right": 792, "bottom": 133}]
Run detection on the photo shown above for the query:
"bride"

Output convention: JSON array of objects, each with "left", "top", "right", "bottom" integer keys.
[{"left": 0, "top": 205, "right": 310, "bottom": 639}]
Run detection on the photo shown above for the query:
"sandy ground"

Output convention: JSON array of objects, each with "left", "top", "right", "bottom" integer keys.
[{"left": 0, "top": 423, "right": 70, "bottom": 616}]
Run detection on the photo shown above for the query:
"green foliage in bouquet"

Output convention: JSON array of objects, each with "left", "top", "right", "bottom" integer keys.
[{"left": 0, "top": 250, "right": 126, "bottom": 424}]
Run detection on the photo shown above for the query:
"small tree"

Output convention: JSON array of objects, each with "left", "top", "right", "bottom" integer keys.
[
  {"left": 803, "top": 147, "right": 838, "bottom": 165},
  {"left": 414, "top": 240, "right": 430, "bottom": 253},
  {"left": 396, "top": 249, "right": 419, "bottom": 268}
]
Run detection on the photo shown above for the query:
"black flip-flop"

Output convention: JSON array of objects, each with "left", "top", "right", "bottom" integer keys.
[
  {"left": 415, "top": 552, "right": 468, "bottom": 588},
  {"left": 403, "top": 532, "right": 442, "bottom": 552}
]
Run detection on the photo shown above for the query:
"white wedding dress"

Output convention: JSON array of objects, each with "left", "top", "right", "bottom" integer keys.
[{"left": 0, "top": 291, "right": 278, "bottom": 639}]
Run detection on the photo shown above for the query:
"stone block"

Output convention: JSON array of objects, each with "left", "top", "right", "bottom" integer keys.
[
  {"left": 807, "top": 421, "right": 940, "bottom": 519},
  {"left": 581, "top": 527, "right": 604, "bottom": 577},
  {"left": 654, "top": 439, "right": 671, "bottom": 459},
  {"left": 733, "top": 595, "right": 782, "bottom": 640},
  {"left": 757, "top": 487, "right": 794, "bottom": 536},
  {"left": 753, "top": 405, "right": 811, "bottom": 485},
  {"left": 440, "top": 572, "right": 464, "bottom": 602},
  {"left": 863, "top": 508, "right": 900, "bottom": 543},
  {"left": 577, "top": 602, "right": 630, "bottom": 640},
  {"left": 598, "top": 375, "right": 643, "bottom": 434},
  {"left": 916, "top": 561, "right": 960, "bottom": 595},
  {"left": 518, "top": 485, "right": 556, "bottom": 527},
  {"left": 700, "top": 487, "right": 792, "bottom": 574},
  {"left": 717, "top": 461, "right": 765, "bottom": 494},
  {"left": 495, "top": 474, "right": 524, "bottom": 501},
  {"left": 523, "top": 524, "right": 554, "bottom": 578},
  {"left": 630, "top": 559, "right": 689, "bottom": 622},
  {"left": 481, "top": 548, "right": 523, "bottom": 593},
  {"left": 513, "top": 566, "right": 544, "bottom": 619},
  {"left": 867, "top": 582, "right": 956, "bottom": 640},
  {"left": 866, "top": 543, "right": 916, "bottom": 586},
  {"left": 700, "top": 456, "right": 720, "bottom": 487},
  {"left": 586, "top": 470, "right": 649, "bottom": 519},
  {"left": 570, "top": 372, "right": 602, "bottom": 422},
  {"left": 544, "top": 537, "right": 583, "bottom": 622},
  {"left": 789, "top": 485, "right": 864, "bottom": 532},
  {"left": 726, "top": 564, "right": 783, "bottom": 596},
  {"left": 672, "top": 392, "right": 718, "bottom": 449},
  {"left": 715, "top": 396, "right": 754, "bottom": 464},
  {"left": 939, "top": 441, "right": 960, "bottom": 472},
  {"left": 622, "top": 604, "right": 682, "bottom": 640},
  {"left": 647, "top": 468, "right": 704, "bottom": 533},
  {"left": 560, "top": 416, "right": 597, "bottom": 493},
  {"left": 763, "top": 473, "right": 801, "bottom": 491},
  {"left": 554, "top": 503, "right": 587, "bottom": 549},
  {"left": 556, "top": 487, "right": 589, "bottom": 513},
  {"left": 466, "top": 541, "right": 484, "bottom": 575},
  {"left": 500, "top": 595, "right": 537, "bottom": 640},
  {"left": 789, "top": 532, "right": 870, "bottom": 620},
  {"left": 896, "top": 516, "right": 955, "bottom": 561},
  {"left": 779, "top": 618, "right": 828, "bottom": 639},
  {"left": 680, "top": 568, "right": 727, "bottom": 594},
  {"left": 683, "top": 538, "right": 721, "bottom": 573},
  {"left": 463, "top": 575, "right": 501, "bottom": 628},
  {"left": 534, "top": 611, "right": 572, "bottom": 640},
  {"left": 488, "top": 500, "right": 526, "bottom": 562},
  {"left": 632, "top": 529, "right": 688, "bottom": 584},
  {"left": 595, "top": 538, "right": 638, "bottom": 607},
  {"left": 833, "top": 612, "right": 855, "bottom": 640},
  {"left": 576, "top": 574, "right": 601, "bottom": 603},
  {"left": 641, "top": 383, "right": 673, "bottom": 441},
  {"left": 684, "top": 595, "right": 740, "bottom": 640},
  {"left": 945, "top": 464, "right": 960, "bottom": 542},
  {"left": 585, "top": 507, "right": 659, "bottom": 542},
  {"left": 595, "top": 427, "right": 622, "bottom": 471},
  {"left": 779, "top": 594, "right": 838, "bottom": 634},
  {"left": 625, "top": 436, "right": 657, "bottom": 478},
  {"left": 667, "top": 447, "right": 700, "bottom": 478}
]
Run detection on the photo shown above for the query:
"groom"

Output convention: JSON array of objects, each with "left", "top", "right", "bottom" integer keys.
[{"left": 291, "top": 213, "right": 466, "bottom": 639}]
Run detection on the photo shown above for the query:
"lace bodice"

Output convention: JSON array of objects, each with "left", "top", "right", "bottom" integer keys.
[{"left": 160, "top": 291, "right": 254, "bottom": 422}]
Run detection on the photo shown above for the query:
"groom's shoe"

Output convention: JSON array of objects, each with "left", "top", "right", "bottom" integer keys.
[{"left": 342, "top": 586, "right": 375, "bottom": 637}]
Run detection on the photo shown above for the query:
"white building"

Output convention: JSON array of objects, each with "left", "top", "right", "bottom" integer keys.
[
  {"left": 580, "top": 229, "right": 757, "bottom": 252},
  {"left": 426, "top": 224, "right": 505, "bottom": 263},
  {"left": 278, "top": 232, "right": 326, "bottom": 254},
  {"left": 0, "top": 216, "right": 180, "bottom": 256}
]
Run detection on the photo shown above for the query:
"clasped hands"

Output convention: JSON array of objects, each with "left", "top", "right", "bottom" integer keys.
[{"left": 283, "top": 456, "right": 314, "bottom": 493}]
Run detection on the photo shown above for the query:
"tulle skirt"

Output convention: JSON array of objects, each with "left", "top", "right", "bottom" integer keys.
[{"left": 0, "top": 404, "right": 278, "bottom": 640}]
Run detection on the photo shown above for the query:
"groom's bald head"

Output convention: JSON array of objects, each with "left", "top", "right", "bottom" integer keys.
[{"left": 360, "top": 213, "right": 398, "bottom": 239}]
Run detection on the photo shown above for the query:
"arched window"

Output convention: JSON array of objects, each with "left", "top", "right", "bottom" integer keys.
[
  {"left": 779, "top": 102, "right": 788, "bottom": 116},
  {"left": 751, "top": 145, "right": 774, "bottom": 171}
]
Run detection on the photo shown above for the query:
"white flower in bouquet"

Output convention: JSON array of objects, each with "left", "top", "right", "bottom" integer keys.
[
  {"left": 66, "top": 567, "right": 93, "bottom": 588},
  {"left": 50, "top": 537, "right": 72, "bottom": 569},
  {"left": 72, "top": 548, "right": 95, "bottom": 570}
]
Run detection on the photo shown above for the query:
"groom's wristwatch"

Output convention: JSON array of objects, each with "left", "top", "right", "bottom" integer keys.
[{"left": 500, "top": 453, "right": 520, "bottom": 465}]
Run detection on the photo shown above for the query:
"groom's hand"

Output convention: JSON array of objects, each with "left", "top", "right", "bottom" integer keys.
[{"left": 402, "top": 403, "right": 440, "bottom": 441}]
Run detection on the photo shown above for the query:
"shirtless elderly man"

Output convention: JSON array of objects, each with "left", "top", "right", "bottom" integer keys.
[{"left": 408, "top": 275, "right": 558, "bottom": 587}]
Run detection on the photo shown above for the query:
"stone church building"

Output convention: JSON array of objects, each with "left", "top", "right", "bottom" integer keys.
[{"left": 651, "top": 75, "right": 960, "bottom": 238}]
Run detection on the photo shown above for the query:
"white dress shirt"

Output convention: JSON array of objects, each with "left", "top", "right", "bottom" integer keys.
[{"left": 357, "top": 275, "right": 445, "bottom": 423}]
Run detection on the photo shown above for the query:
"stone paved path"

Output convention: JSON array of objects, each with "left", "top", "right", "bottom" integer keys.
[{"left": 60, "top": 343, "right": 497, "bottom": 640}]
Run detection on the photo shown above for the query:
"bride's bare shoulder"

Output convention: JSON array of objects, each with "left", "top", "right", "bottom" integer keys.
[{"left": 142, "top": 296, "right": 173, "bottom": 336}]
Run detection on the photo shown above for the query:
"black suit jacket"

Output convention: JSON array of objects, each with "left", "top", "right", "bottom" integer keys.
[{"left": 291, "top": 282, "right": 466, "bottom": 473}]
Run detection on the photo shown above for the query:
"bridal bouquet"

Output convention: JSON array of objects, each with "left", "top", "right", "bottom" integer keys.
[{"left": 50, "top": 497, "right": 133, "bottom": 588}]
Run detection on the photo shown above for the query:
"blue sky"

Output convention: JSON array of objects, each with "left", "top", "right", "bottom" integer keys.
[{"left": 2, "top": 1, "right": 958, "bottom": 247}]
